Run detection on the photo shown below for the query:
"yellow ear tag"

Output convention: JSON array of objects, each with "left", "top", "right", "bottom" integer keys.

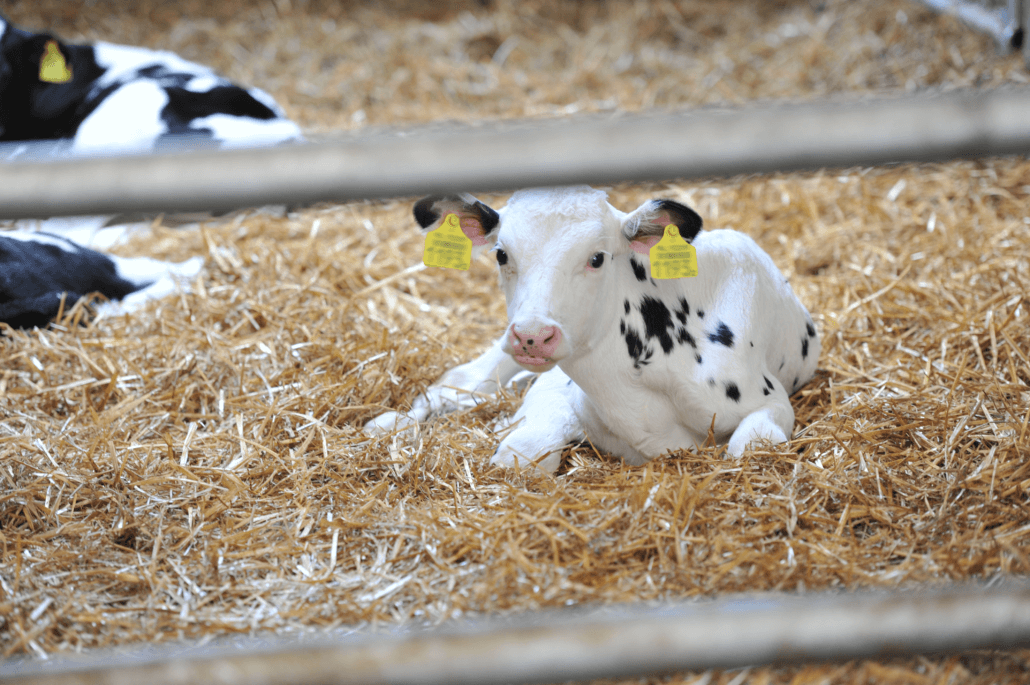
[
  {"left": 39, "top": 40, "right": 73, "bottom": 84},
  {"left": 649, "top": 224, "right": 698, "bottom": 279},
  {"left": 423, "top": 213, "right": 472, "bottom": 271}
]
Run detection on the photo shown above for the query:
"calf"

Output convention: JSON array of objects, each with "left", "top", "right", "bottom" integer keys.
[
  {"left": 368, "top": 187, "right": 819, "bottom": 473},
  {"left": 0, "top": 13, "right": 301, "bottom": 154},
  {"left": 0, "top": 231, "right": 202, "bottom": 329}
]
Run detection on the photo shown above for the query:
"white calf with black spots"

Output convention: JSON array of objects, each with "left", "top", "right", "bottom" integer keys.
[
  {"left": 368, "top": 186, "right": 819, "bottom": 473},
  {"left": 0, "top": 13, "right": 301, "bottom": 154}
]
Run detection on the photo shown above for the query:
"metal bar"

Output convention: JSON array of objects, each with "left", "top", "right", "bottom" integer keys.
[
  {"left": 2, "top": 581, "right": 1030, "bottom": 685},
  {"left": 917, "top": 0, "right": 1019, "bottom": 51},
  {"left": 3, "top": 87, "right": 1030, "bottom": 221}
]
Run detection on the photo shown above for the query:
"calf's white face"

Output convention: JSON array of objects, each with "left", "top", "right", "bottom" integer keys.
[
  {"left": 415, "top": 187, "right": 701, "bottom": 373},
  {"left": 494, "top": 187, "right": 620, "bottom": 371}
]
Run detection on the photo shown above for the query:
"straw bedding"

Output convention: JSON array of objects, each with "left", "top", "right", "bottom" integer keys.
[{"left": 2, "top": 1, "right": 1030, "bottom": 683}]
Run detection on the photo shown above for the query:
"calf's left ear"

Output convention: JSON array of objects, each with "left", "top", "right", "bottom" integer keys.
[
  {"left": 621, "top": 199, "right": 703, "bottom": 252},
  {"left": 412, "top": 193, "right": 500, "bottom": 247}
]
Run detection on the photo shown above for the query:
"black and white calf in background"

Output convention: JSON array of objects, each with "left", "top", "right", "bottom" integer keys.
[
  {"left": 0, "top": 13, "right": 301, "bottom": 327},
  {"left": 0, "top": 231, "right": 203, "bottom": 329},
  {"left": 0, "top": 12, "right": 301, "bottom": 155},
  {"left": 367, "top": 187, "right": 820, "bottom": 472}
]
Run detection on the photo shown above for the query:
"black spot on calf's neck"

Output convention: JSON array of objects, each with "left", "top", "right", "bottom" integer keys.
[
  {"left": 630, "top": 258, "right": 647, "bottom": 282},
  {"left": 676, "top": 327, "right": 696, "bottom": 349},
  {"left": 638, "top": 296, "right": 675, "bottom": 354},
  {"left": 624, "top": 327, "right": 645, "bottom": 366},
  {"left": 675, "top": 297, "right": 689, "bottom": 324},
  {"left": 707, "top": 322, "right": 735, "bottom": 348}
]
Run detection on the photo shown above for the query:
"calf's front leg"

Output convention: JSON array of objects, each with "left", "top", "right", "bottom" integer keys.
[
  {"left": 492, "top": 367, "right": 586, "bottom": 474},
  {"left": 365, "top": 336, "right": 525, "bottom": 434}
]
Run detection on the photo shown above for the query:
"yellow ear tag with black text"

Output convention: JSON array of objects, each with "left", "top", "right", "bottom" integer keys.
[
  {"left": 650, "top": 224, "right": 698, "bottom": 279},
  {"left": 423, "top": 213, "right": 472, "bottom": 271},
  {"left": 39, "top": 40, "right": 73, "bottom": 84}
]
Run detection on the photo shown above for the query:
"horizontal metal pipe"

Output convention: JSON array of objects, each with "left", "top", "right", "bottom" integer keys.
[
  {"left": 3, "top": 581, "right": 1030, "bottom": 685},
  {"left": 3, "top": 87, "right": 1030, "bottom": 221}
]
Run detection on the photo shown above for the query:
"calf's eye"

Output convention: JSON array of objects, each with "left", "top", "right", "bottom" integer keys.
[
  {"left": 496, "top": 249, "right": 508, "bottom": 266},
  {"left": 589, "top": 252, "right": 605, "bottom": 269}
]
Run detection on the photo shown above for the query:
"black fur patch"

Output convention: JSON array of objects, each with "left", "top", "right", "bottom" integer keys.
[
  {"left": 624, "top": 299, "right": 631, "bottom": 314},
  {"left": 412, "top": 196, "right": 442, "bottom": 229},
  {"left": 763, "top": 387, "right": 770, "bottom": 396},
  {"left": 707, "top": 322, "right": 735, "bottom": 348},
  {"left": 801, "top": 337, "right": 809, "bottom": 359},
  {"left": 620, "top": 319, "right": 626, "bottom": 334},
  {"left": 806, "top": 322, "right": 816, "bottom": 338},
  {"left": 630, "top": 258, "right": 647, "bottom": 282},
  {"left": 622, "top": 329, "right": 638, "bottom": 366},
  {"left": 162, "top": 85, "right": 276, "bottom": 128},
  {"left": 676, "top": 327, "right": 696, "bottom": 348},
  {"left": 697, "top": 309, "right": 705, "bottom": 319},
  {"left": 725, "top": 383, "right": 741, "bottom": 402},
  {"left": 639, "top": 296, "right": 675, "bottom": 354},
  {"left": 764, "top": 376, "right": 775, "bottom": 391},
  {"left": 675, "top": 297, "right": 689, "bottom": 324},
  {"left": 695, "top": 354, "right": 702, "bottom": 364}
]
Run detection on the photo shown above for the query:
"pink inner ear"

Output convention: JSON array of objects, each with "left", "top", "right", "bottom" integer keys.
[
  {"left": 653, "top": 211, "right": 671, "bottom": 227},
  {"left": 630, "top": 235, "right": 660, "bottom": 255},
  {"left": 458, "top": 216, "right": 489, "bottom": 246}
]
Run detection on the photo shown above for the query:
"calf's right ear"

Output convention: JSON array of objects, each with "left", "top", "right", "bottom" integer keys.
[
  {"left": 413, "top": 194, "right": 500, "bottom": 247},
  {"left": 621, "top": 198, "right": 703, "bottom": 254}
]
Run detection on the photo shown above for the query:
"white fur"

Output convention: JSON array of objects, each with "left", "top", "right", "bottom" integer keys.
[
  {"left": 94, "top": 254, "right": 204, "bottom": 317},
  {"left": 92, "top": 43, "right": 220, "bottom": 89},
  {"left": 368, "top": 187, "right": 820, "bottom": 473},
  {"left": 72, "top": 80, "right": 171, "bottom": 153},
  {"left": 72, "top": 41, "right": 302, "bottom": 152}
]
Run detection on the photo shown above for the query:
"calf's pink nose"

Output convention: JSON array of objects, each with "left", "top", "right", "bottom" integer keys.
[{"left": 510, "top": 325, "right": 562, "bottom": 358}]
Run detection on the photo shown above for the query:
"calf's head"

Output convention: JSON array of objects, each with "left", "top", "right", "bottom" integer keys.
[{"left": 414, "top": 187, "right": 702, "bottom": 372}]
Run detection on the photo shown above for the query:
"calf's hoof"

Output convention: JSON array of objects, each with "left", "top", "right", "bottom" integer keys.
[
  {"left": 364, "top": 411, "right": 419, "bottom": 437},
  {"left": 490, "top": 443, "right": 562, "bottom": 474},
  {"left": 726, "top": 423, "right": 788, "bottom": 459}
]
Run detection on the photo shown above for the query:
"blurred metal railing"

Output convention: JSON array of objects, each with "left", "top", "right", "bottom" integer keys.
[
  {"left": 3, "top": 87, "right": 1030, "bottom": 221},
  {"left": 1, "top": 581, "right": 1029, "bottom": 685}
]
